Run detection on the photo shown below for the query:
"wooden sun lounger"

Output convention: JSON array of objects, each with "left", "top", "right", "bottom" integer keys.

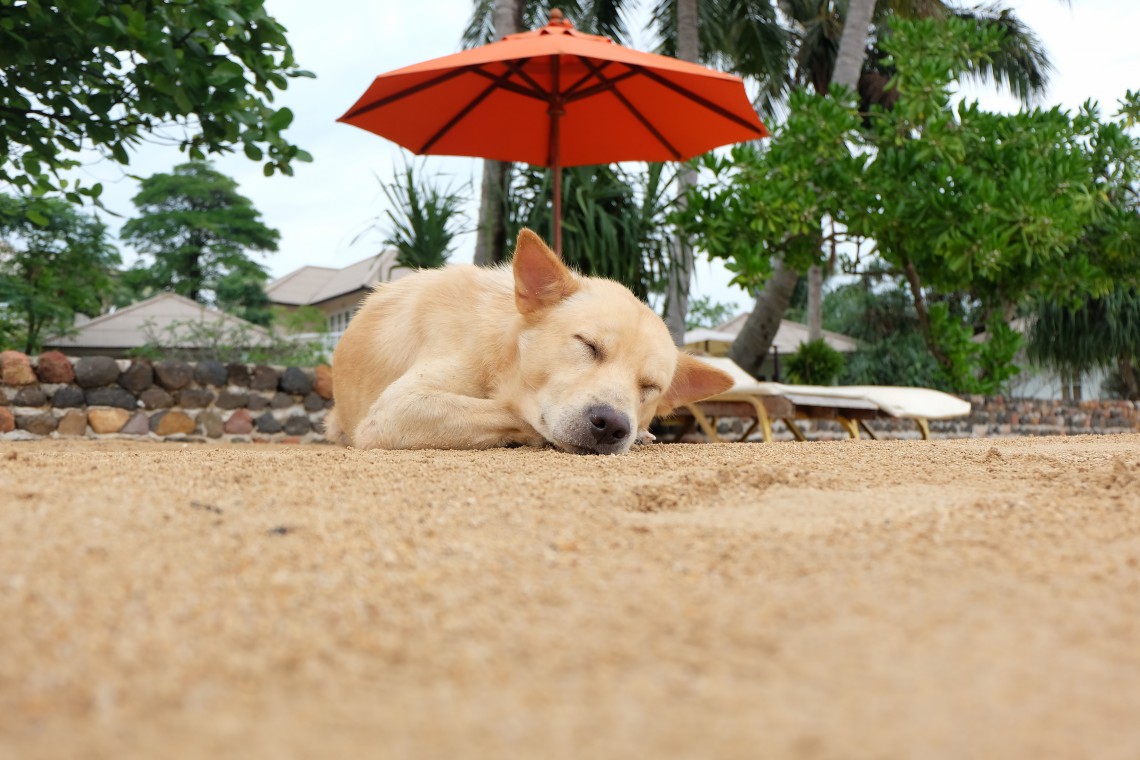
[{"left": 669, "top": 358, "right": 971, "bottom": 443}]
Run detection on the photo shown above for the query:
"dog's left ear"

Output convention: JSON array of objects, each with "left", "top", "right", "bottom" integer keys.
[
  {"left": 656, "top": 354, "right": 735, "bottom": 416},
  {"left": 513, "top": 228, "right": 579, "bottom": 314}
]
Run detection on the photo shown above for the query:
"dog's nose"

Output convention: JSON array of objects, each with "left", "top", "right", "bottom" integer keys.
[{"left": 586, "top": 405, "right": 629, "bottom": 446}]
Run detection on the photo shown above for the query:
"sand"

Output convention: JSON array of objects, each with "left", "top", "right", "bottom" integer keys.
[{"left": 1, "top": 434, "right": 1139, "bottom": 759}]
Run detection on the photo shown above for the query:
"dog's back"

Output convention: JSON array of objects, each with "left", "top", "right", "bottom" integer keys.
[{"left": 327, "top": 264, "right": 516, "bottom": 445}]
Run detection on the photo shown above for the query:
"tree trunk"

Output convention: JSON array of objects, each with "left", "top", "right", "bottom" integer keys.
[
  {"left": 831, "top": 0, "right": 877, "bottom": 91},
  {"left": 1120, "top": 354, "right": 1140, "bottom": 401},
  {"left": 803, "top": 0, "right": 874, "bottom": 340},
  {"left": 807, "top": 264, "right": 823, "bottom": 340},
  {"left": 665, "top": 0, "right": 700, "bottom": 344},
  {"left": 473, "top": 161, "right": 510, "bottom": 266},
  {"left": 728, "top": 259, "right": 799, "bottom": 378},
  {"left": 473, "top": 0, "right": 522, "bottom": 266},
  {"left": 902, "top": 258, "right": 953, "bottom": 373}
]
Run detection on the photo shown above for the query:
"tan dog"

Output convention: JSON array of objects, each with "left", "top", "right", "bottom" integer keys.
[{"left": 325, "top": 229, "right": 733, "bottom": 454}]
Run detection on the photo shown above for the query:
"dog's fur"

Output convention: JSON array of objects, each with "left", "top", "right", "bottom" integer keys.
[{"left": 325, "top": 229, "right": 733, "bottom": 454}]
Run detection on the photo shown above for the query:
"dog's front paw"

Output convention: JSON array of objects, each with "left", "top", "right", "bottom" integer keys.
[
  {"left": 505, "top": 426, "right": 549, "bottom": 449},
  {"left": 635, "top": 429, "right": 656, "bottom": 445}
]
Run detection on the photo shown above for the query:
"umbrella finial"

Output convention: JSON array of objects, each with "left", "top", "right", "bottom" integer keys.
[{"left": 549, "top": 8, "right": 569, "bottom": 26}]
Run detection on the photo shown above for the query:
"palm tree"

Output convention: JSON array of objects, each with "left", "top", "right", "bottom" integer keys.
[
  {"left": 469, "top": 0, "right": 522, "bottom": 266},
  {"left": 663, "top": 0, "right": 701, "bottom": 342}
]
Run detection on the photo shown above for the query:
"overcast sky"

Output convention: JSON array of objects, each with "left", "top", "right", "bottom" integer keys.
[{"left": 78, "top": 0, "right": 1140, "bottom": 311}]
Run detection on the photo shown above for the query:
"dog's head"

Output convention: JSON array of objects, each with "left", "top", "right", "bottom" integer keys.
[{"left": 509, "top": 229, "right": 734, "bottom": 455}]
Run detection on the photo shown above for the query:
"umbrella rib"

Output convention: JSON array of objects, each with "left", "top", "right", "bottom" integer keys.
[
  {"left": 562, "top": 60, "right": 615, "bottom": 98},
  {"left": 420, "top": 60, "right": 529, "bottom": 153},
  {"left": 577, "top": 58, "right": 680, "bottom": 160},
  {"left": 340, "top": 67, "right": 472, "bottom": 121},
  {"left": 562, "top": 69, "right": 640, "bottom": 103},
  {"left": 470, "top": 65, "right": 550, "bottom": 102},
  {"left": 630, "top": 65, "right": 766, "bottom": 136}
]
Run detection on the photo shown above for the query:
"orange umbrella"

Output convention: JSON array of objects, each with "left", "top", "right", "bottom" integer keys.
[{"left": 339, "top": 9, "right": 768, "bottom": 254}]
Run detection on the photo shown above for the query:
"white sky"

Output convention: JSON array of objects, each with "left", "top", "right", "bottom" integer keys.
[{"left": 71, "top": 0, "right": 1140, "bottom": 312}]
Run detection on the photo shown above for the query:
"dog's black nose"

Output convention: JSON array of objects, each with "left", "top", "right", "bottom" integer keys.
[{"left": 586, "top": 405, "right": 629, "bottom": 446}]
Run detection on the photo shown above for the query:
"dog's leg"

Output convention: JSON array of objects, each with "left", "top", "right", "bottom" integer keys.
[{"left": 353, "top": 369, "right": 544, "bottom": 450}]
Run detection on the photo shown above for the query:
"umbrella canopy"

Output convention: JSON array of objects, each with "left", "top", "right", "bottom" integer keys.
[{"left": 340, "top": 9, "right": 768, "bottom": 254}]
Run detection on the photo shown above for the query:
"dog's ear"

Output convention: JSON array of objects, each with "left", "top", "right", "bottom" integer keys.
[
  {"left": 656, "top": 353, "right": 735, "bottom": 416},
  {"left": 512, "top": 228, "right": 578, "bottom": 314}
]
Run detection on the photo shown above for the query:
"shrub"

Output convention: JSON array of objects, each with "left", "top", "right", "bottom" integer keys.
[{"left": 784, "top": 339, "right": 845, "bottom": 385}]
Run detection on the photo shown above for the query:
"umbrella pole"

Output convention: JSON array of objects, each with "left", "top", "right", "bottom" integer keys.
[
  {"left": 553, "top": 161, "right": 562, "bottom": 256},
  {"left": 550, "top": 55, "right": 563, "bottom": 257}
]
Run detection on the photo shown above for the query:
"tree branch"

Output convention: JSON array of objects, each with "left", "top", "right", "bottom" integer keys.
[{"left": 902, "top": 257, "right": 954, "bottom": 371}]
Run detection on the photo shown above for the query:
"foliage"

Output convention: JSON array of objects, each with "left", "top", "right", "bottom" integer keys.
[
  {"left": 0, "top": 0, "right": 313, "bottom": 205},
  {"left": 822, "top": 282, "right": 945, "bottom": 388},
  {"left": 680, "top": 85, "right": 866, "bottom": 291},
  {"left": 0, "top": 194, "right": 120, "bottom": 353},
  {"left": 132, "top": 317, "right": 327, "bottom": 366},
  {"left": 685, "top": 18, "right": 1140, "bottom": 393},
  {"left": 379, "top": 160, "right": 468, "bottom": 270},
  {"left": 784, "top": 338, "right": 845, "bottom": 385},
  {"left": 272, "top": 305, "right": 329, "bottom": 336},
  {"left": 1027, "top": 288, "right": 1140, "bottom": 400},
  {"left": 120, "top": 162, "right": 278, "bottom": 320},
  {"left": 685, "top": 294, "right": 739, "bottom": 330},
  {"left": 508, "top": 163, "right": 674, "bottom": 301}
]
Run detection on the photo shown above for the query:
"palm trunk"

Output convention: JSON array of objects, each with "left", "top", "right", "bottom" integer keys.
[
  {"left": 807, "top": 263, "right": 823, "bottom": 340},
  {"left": 804, "top": 0, "right": 874, "bottom": 340},
  {"left": 473, "top": 0, "right": 522, "bottom": 266},
  {"left": 665, "top": 0, "right": 700, "bottom": 344},
  {"left": 832, "top": 0, "right": 876, "bottom": 91},
  {"left": 474, "top": 161, "right": 510, "bottom": 266},
  {"left": 728, "top": 259, "right": 799, "bottom": 378}
]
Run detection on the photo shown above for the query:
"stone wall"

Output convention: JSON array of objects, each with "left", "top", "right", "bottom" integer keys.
[
  {"left": 706, "top": 394, "right": 1139, "bottom": 441},
  {"left": 0, "top": 350, "right": 332, "bottom": 443},
  {"left": 3, "top": 349, "right": 1137, "bottom": 444}
]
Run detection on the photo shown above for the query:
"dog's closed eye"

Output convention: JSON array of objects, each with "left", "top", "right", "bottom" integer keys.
[
  {"left": 639, "top": 382, "right": 662, "bottom": 401},
  {"left": 574, "top": 334, "right": 603, "bottom": 361}
]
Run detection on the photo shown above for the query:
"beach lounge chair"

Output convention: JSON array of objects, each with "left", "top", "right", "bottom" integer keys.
[{"left": 672, "top": 357, "right": 971, "bottom": 442}]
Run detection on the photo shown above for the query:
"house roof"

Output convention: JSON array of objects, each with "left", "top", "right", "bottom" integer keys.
[
  {"left": 266, "top": 248, "right": 409, "bottom": 306},
  {"left": 46, "top": 293, "right": 271, "bottom": 350},
  {"left": 684, "top": 313, "right": 860, "bottom": 354}
]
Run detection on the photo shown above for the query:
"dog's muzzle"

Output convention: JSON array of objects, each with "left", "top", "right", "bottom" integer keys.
[{"left": 553, "top": 404, "right": 632, "bottom": 455}]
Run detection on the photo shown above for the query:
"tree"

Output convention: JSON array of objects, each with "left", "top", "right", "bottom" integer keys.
[
  {"left": 0, "top": 0, "right": 313, "bottom": 204},
  {"left": 379, "top": 160, "right": 468, "bottom": 270},
  {"left": 120, "top": 162, "right": 278, "bottom": 321},
  {"left": 0, "top": 195, "right": 120, "bottom": 353},
  {"left": 468, "top": 0, "right": 522, "bottom": 266},
  {"left": 687, "top": 19, "right": 1140, "bottom": 392},
  {"left": 686, "top": 294, "right": 738, "bottom": 330}
]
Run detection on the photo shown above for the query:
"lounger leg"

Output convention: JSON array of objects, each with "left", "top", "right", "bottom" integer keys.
[
  {"left": 687, "top": 404, "right": 721, "bottom": 442},
  {"left": 748, "top": 400, "right": 773, "bottom": 443},
  {"left": 915, "top": 417, "right": 930, "bottom": 440},
  {"left": 837, "top": 416, "right": 859, "bottom": 439},
  {"left": 738, "top": 419, "right": 759, "bottom": 442},
  {"left": 857, "top": 419, "right": 880, "bottom": 440},
  {"left": 782, "top": 418, "right": 808, "bottom": 442}
]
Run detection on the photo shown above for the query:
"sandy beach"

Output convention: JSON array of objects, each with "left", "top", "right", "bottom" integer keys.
[{"left": 2, "top": 435, "right": 1139, "bottom": 759}]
